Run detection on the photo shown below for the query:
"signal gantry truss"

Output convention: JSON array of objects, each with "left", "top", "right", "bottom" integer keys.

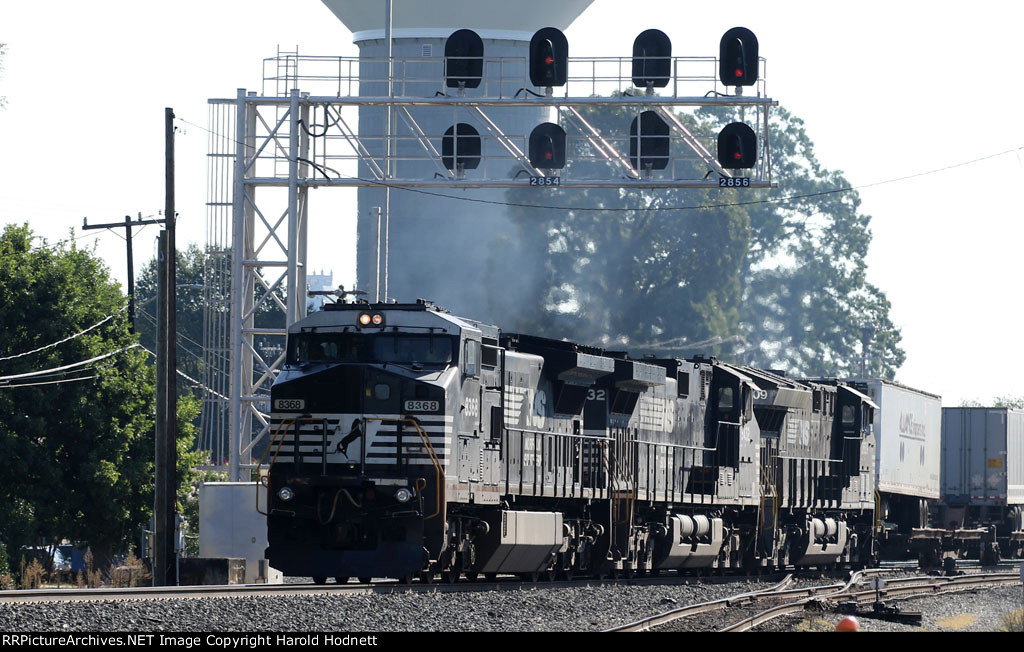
[{"left": 205, "top": 45, "right": 778, "bottom": 479}]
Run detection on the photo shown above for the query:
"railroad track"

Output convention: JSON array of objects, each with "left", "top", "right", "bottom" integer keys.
[
  {"left": 604, "top": 572, "right": 864, "bottom": 632},
  {"left": 605, "top": 569, "right": 1021, "bottom": 632},
  {"left": 0, "top": 572, "right": 798, "bottom": 604},
  {"left": 721, "top": 571, "right": 1020, "bottom": 632}
]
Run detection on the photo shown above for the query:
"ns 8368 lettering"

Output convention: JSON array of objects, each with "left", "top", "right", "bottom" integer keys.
[{"left": 404, "top": 400, "right": 440, "bottom": 412}]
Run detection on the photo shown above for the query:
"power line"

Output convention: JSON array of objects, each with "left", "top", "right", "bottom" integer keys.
[
  {"left": 0, "top": 305, "right": 128, "bottom": 363},
  {"left": 136, "top": 307, "right": 231, "bottom": 369},
  {"left": 0, "top": 375, "right": 97, "bottom": 389},
  {"left": 0, "top": 344, "right": 140, "bottom": 382},
  {"left": 176, "top": 115, "right": 1024, "bottom": 214},
  {"left": 139, "top": 344, "right": 229, "bottom": 401}
]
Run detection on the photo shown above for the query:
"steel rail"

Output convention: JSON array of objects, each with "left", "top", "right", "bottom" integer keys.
[
  {"left": 718, "top": 571, "right": 1021, "bottom": 632},
  {"left": 0, "top": 573, "right": 791, "bottom": 605},
  {"left": 604, "top": 574, "right": 850, "bottom": 632}
]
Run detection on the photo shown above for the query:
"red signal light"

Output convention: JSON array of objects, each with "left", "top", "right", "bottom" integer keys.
[
  {"left": 735, "top": 68, "right": 743, "bottom": 78},
  {"left": 733, "top": 151, "right": 742, "bottom": 160},
  {"left": 545, "top": 151, "right": 553, "bottom": 159},
  {"left": 545, "top": 56, "right": 555, "bottom": 65}
]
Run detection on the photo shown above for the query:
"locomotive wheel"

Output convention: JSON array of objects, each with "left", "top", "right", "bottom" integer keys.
[
  {"left": 358, "top": 576, "right": 372, "bottom": 584},
  {"left": 399, "top": 574, "right": 415, "bottom": 585},
  {"left": 419, "top": 571, "right": 434, "bottom": 584},
  {"left": 519, "top": 571, "right": 539, "bottom": 583},
  {"left": 464, "top": 572, "right": 479, "bottom": 582},
  {"left": 335, "top": 576, "right": 350, "bottom": 584},
  {"left": 442, "top": 568, "right": 460, "bottom": 584},
  {"left": 312, "top": 576, "right": 327, "bottom": 585},
  {"left": 558, "top": 567, "right": 574, "bottom": 581},
  {"left": 484, "top": 572, "right": 497, "bottom": 582},
  {"left": 543, "top": 567, "right": 557, "bottom": 582}
]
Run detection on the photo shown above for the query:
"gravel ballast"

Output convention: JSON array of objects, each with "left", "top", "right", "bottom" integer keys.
[
  {"left": 1, "top": 579, "right": 1019, "bottom": 632},
  {"left": 0, "top": 579, "right": 779, "bottom": 632}
]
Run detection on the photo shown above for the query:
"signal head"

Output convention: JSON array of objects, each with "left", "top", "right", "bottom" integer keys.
[
  {"left": 529, "top": 123, "right": 567, "bottom": 170},
  {"left": 717, "top": 122, "right": 758, "bottom": 169},
  {"left": 719, "top": 27, "right": 759, "bottom": 87},
  {"left": 530, "top": 28, "right": 568, "bottom": 88},
  {"left": 632, "top": 29, "right": 672, "bottom": 89},
  {"left": 445, "top": 29, "right": 484, "bottom": 89}
]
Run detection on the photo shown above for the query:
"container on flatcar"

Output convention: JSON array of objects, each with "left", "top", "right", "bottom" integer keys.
[{"left": 940, "top": 408, "right": 1024, "bottom": 518}]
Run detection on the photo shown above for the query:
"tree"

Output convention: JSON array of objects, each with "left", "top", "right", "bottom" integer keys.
[
  {"left": 716, "top": 106, "right": 906, "bottom": 377},
  {"left": 496, "top": 98, "right": 750, "bottom": 356},
  {"left": 497, "top": 101, "right": 905, "bottom": 378},
  {"left": 0, "top": 224, "right": 198, "bottom": 569}
]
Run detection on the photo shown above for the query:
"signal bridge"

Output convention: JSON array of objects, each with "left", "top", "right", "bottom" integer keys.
[{"left": 204, "top": 26, "right": 778, "bottom": 479}]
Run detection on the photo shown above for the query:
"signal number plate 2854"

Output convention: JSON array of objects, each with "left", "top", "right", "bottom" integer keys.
[{"left": 404, "top": 400, "right": 439, "bottom": 412}]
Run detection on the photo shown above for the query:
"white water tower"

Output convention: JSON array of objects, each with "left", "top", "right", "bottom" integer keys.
[{"left": 321, "top": 0, "right": 594, "bottom": 318}]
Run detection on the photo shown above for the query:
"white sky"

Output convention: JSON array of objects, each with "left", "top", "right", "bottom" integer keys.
[{"left": 1, "top": 0, "right": 1021, "bottom": 406}]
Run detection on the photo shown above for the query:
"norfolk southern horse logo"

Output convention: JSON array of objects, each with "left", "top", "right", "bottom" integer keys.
[{"left": 335, "top": 418, "right": 365, "bottom": 459}]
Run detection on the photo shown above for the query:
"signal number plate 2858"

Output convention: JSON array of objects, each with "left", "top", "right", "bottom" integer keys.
[{"left": 404, "top": 400, "right": 439, "bottom": 412}]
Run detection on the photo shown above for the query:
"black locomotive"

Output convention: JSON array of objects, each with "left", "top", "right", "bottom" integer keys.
[{"left": 264, "top": 300, "right": 877, "bottom": 583}]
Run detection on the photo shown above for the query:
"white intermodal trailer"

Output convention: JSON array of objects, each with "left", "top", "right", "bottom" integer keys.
[
  {"left": 848, "top": 379, "right": 942, "bottom": 536},
  {"left": 940, "top": 408, "right": 1024, "bottom": 557}
]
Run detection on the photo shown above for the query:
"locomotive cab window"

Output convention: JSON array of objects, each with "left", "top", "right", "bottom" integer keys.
[
  {"left": 841, "top": 404, "right": 856, "bottom": 426},
  {"left": 289, "top": 332, "right": 454, "bottom": 366},
  {"left": 677, "top": 371, "right": 690, "bottom": 398},
  {"left": 463, "top": 339, "right": 480, "bottom": 377},
  {"left": 717, "top": 386, "right": 734, "bottom": 412},
  {"left": 481, "top": 337, "right": 497, "bottom": 368}
]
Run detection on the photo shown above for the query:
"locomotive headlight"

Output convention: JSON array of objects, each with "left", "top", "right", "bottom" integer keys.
[
  {"left": 371, "top": 312, "right": 385, "bottom": 326},
  {"left": 395, "top": 487, "right": 413, "bottom": 503},
  {"left": 357, "top": 313, "right": 372, "bottom": 326},
  {"left": 277, "top": 486, "right": 295, "bottom": 502}
]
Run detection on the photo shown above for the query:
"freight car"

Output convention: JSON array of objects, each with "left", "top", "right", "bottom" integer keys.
[
  {"left": 262, "top": 300, "right": 877, "bottom": 582},
  {"left": 937, "top": 407, "right": 1024, "bottom": 561},
  {"left": 845, "top": 379, "right": 942, "bottom": 556}
]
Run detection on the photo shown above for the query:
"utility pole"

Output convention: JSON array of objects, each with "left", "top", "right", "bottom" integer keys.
[
  {"left": 859, "top": 323, "right": 875, "bottom": 378},
  {"left": 82, "top": 213, "right": 163, "bottom": 333},
  {"left": 154, "top": 107, "right": 178, "bottom": 586}
]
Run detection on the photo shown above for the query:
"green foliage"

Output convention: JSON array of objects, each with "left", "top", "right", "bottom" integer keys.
[
  {"left": 0, "top": 224, "right": 197, "bottom": 567},
  {"left": 722, "top": 106, "right": 905, "bottom": 377},
  {"left": 499, "top": 102, "right": 904, "bottom": 378}
]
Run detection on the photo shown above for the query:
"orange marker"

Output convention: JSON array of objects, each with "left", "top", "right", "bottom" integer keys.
[{"left": 835, "top": 616, "right": 860, "bottom": 632}]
